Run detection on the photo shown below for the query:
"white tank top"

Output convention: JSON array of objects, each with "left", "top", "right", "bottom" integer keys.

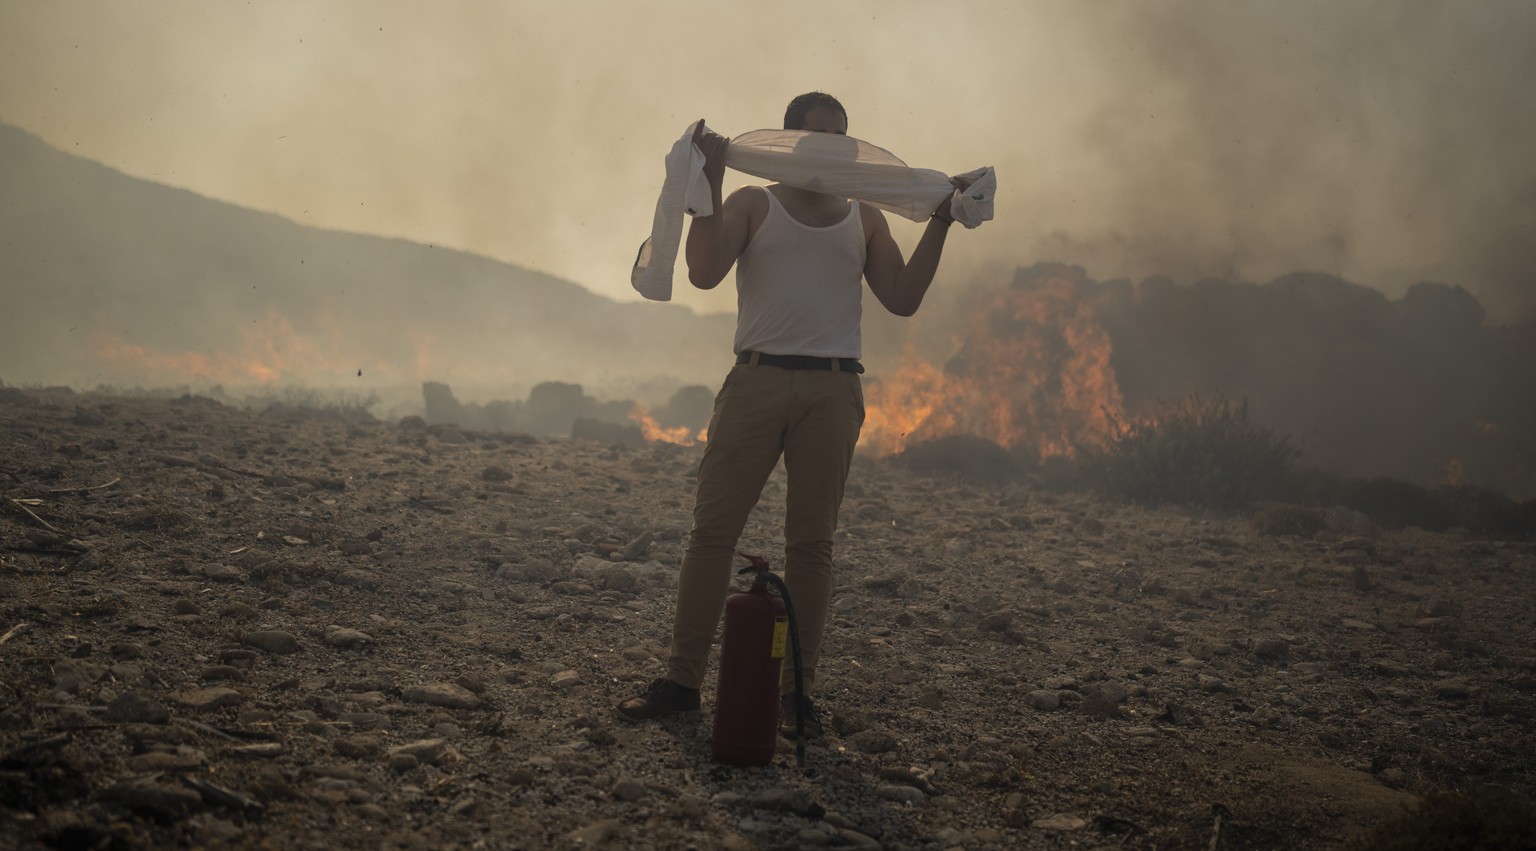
[{"left": 733, "top": 187, "right": 866, "bottom": 359}]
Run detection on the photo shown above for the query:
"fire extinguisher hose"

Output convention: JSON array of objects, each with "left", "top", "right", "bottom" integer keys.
[{"left": 736, "top": 561, "right": 807, "bottom": 768}]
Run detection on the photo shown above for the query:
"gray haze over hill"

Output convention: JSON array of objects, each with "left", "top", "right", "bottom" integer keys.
[
  {"left": 0, "top": 122, "right": 734, "bottom": 403},
  {"left": 3, "top": 1, "right": 1533, "bottom": 324}
]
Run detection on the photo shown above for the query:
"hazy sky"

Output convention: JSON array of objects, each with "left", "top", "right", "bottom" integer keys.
[{"left": 3, "top": 0, "right": 1533, "bottom": 321}]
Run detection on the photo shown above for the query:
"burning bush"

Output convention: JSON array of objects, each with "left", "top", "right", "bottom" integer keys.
[
  {"left": 890, "top": 435, "right": 1024, "bottom": 485},
  {"left": 861, "top": 265, "right": 1127, "bottom": 462},
  {"left": 1079, "top": 395, "right": 1300, "bottom": 509}
]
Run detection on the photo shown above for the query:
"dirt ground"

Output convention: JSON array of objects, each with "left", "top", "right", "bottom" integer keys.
[{"left": 2, "top": 389, "right": 1532, "bottom": 849}]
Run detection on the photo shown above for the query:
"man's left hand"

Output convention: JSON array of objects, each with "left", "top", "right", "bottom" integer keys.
[{"left": 932, "top": 174, "right": 975, "bottom": 225}]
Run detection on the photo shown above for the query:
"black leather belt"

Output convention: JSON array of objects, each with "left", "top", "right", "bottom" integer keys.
[{"left": 736, "top": 351, "right": 864, "bottom": 374}]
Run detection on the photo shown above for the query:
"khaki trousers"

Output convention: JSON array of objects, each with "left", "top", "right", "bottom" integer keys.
[{"left": 666, "top": 364, "right": 864, "bottom": 695}]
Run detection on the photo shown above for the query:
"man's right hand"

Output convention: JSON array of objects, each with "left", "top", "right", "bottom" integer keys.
[{"left": 692, "top": 119, "right": 729, "bottom": 192}]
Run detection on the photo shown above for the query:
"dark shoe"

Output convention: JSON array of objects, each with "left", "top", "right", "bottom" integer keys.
[
  {"left": 617, "top": 679, "right": 700, "bottom": 723},
  {"left": 779, "top": 692, "right": 824, "bottom": 740}
]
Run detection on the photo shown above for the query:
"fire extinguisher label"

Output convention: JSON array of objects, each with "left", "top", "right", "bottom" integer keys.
[{"left": 771, "top": 617, "right": 788, "bottom": 659}]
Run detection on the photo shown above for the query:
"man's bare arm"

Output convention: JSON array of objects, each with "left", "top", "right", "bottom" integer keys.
[
  {"left": 686, "top": 187, "right": 760, "bottom": 289},
  {"left": 863, "top": 176, "right": 972, "bottom": 316},
  {"left": 683, "top": 122, "right": 759, "bottom": 289},
  {"left": 863, "top": 210, "right": 953, "bottom": 317}
]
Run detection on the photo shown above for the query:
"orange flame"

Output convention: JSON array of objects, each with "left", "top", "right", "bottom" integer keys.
[
  {"left": 859, "top": 349, "right": 961, "bottom": 456},
  {"left": 629, "top": 403, "right": 707, "bottom": 446},
  {"left": 863, "top": 271, "right": 1129, "bottom": 460}
]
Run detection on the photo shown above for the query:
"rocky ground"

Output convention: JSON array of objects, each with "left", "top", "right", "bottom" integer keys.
[{"left": 1, "top": 388, "right": 1533, "bottom": 850}]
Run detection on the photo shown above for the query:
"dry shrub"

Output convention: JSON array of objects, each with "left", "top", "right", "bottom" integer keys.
[
  {"left": 256, "top": 387, "right": 380, "bottom": 423},
  {"left": 1352, "top": 787, "right": 1536, "bottom": 851},
  {"left": 1080, "top": 395, "right": 1300, "bottom": 509},
  {"left": 1286, "top": 469, "right": 1536, "bottom": 538},
  {"left": 892, "top": 435, "right": 1023, "bottom": 486},
  {"left": 0, "top": 387, "right": 37, "bottom": 406}
]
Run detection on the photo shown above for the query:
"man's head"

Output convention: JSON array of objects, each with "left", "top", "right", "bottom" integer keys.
[{"left": 784, "top": 92, "right": 848, "bottom": 134}]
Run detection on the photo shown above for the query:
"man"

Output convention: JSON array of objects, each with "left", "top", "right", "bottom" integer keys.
[{"left": 619, "top": 92, "right": 968, "bottom": 737}]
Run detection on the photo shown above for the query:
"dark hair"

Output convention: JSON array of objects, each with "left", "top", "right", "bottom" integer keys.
[{"left": 783, "top": 92, "right": 847, "bottom": 131}]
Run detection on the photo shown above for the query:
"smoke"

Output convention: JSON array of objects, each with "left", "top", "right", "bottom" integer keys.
[
  {"left": 2, "top": 0, "right": 1532, "bottom": 326},
  {"left": 1052, "top": 0, "right": 1536, "bottom": 323}
]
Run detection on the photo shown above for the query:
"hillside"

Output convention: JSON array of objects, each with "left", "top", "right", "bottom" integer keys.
[{"left": 0, "top": 122, "right": 733, "bottom": 393}]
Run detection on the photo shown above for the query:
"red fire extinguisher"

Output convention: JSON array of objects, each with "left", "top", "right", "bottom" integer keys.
[{"left": 712, "top": 553, "right": 807, "bottom": 767}]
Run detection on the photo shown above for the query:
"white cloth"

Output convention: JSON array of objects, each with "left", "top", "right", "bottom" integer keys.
[{"left": 631, "top": 121, "right": 995, "bottom": 301}]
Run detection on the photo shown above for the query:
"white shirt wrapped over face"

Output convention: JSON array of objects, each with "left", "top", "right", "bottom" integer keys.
[{"left": 633, "top": 122, "right": 996, "bottom": 302}]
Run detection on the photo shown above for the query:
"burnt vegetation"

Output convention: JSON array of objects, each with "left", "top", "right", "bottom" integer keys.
[
  {"left": 1064, "top": 393, "right": 1536, "bottom": 539},
  {"left": 1077, "top": 394, "right": 1301, "bottom": 510},
  {"left": 1088, "top": 265, "right": 1536, "bottom": 505},
  {"left": 884, "top": 263, "right": 1536, "bottom": 539}
]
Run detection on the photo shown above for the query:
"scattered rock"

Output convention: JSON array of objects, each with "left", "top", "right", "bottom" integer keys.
[
  {"left": 500, "top": 559, "right": 563, "bottom": 583},
  {"left": 1088, "top": 682, "right": 1129, "bottom": 703},
  {"left": 1032, "top": 813, "right": 1088, "bottom": 831},
  {"left": 848, "top": 730, "right": 898, "bottom": 754},
  {"left": 198, "top": 665, "right": 244, "bottom": 682},
  {"left": 104, "top": 691, "right": 170, "bottom": 724},
  {"left": 323, "top": 625, "right": 375, "bottom": 649},
  {"left": 978, "top": 612, "right": 1012, "bottom": 633},
  {"left": 945, "top": 538, "right": 976, "bottom": 557},
  {"left": 126, "top": 749, "right": 206, "bottom": 772},
  {"left": 52, "top": 659, "right": 108, "bottom": 693},
  {"left": 1159, "top": 703, "right": 1201, "bottom": 726},
  {"left": 1079, "top": 690, "right": 1124, "bottom": 720},
  {"left": 334, "top": 735, "right": 385, "bottom": 758},
  {"left": 1024, "top": 690, "right": 1060, "bottom": 712},
  {"left": 106, "top": 778, "right": 205, "bottom": 819},
  {"left": 568, "top": 819, "right": 625, "bottom": 845},
  {"left": 876, "top": 784, "right": 925, "bottom": 803},
  {"left": 612, "top": 778, "right": 647, "bottom": 802},
  {"left": 402, "top": 683, "right": 482, "bottom": 710},
  {"left": 221, "top": 603, "right": 259, "bottom": 621},
  {"left": 836, "top": 828, "right": 883, "bottom": 848},
  {"left": 1376, "top": 767, "right": 1408, "bottom": 789},
  {"left": 388, "top": 739, "right": 447, "bottom": 765},
  {"left": 1434, "top": 679, "right": 1473, "bottom": 700},
  {"left": 242, "top": 630, "right": 302, "bottom": 655},
  {"left": 620, "top": 531, "right": 655, "bottom": 561},
  {"left": 1374, "top": 660, "right": 1412, "bottom": 677},
  {"left": 1254, "top": 638, "right": 1289, "bottom": 660},
  {"left": 1199, "top": 676, "right": 1235, "bottom": 693},
  {"left": 203, "top": 563, "right": 242, "bottom": 581},
  {"left": 170, "top": 688, "right": 244, "bottom": 710},
  {"left": 509, "top": 768, "right": 537, "bottom": 786},
  {"left": 598, "top": 567, "right": 638, "bottom": 593}
]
